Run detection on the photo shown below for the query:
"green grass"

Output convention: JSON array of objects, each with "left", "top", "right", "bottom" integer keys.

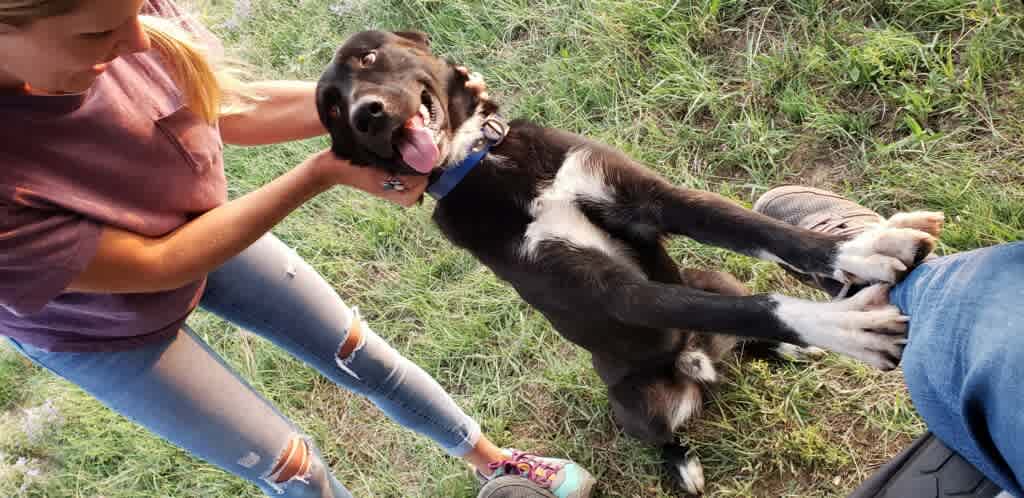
[{"left": 3, "top": 0, "right": 1023, "bottom": 496}]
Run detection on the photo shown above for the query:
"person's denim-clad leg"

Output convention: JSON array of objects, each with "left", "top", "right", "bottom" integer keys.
[
  {"left": 891, "top": 241, "right": 1024, "bottom": 497},
  {"left": 8, "top": 328, "right": 352, "bottom": 497},
  {"left": 8, "top": 233, "right": 483, "bottom": 496},
  {"left": 198, "top": 234, "right": 481, "bottom": 458}
]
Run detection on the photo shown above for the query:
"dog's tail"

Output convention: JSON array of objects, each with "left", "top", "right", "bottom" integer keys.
[{"left": 662, "top": 443, "right": 705, "bottom": 496}]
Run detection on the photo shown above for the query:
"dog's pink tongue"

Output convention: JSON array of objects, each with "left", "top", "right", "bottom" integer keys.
[{"left": 399, "top": 115, "right": 438, "bottom": 173}]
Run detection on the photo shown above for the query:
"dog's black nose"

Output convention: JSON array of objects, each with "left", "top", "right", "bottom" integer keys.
[{"left": 351, "top": 98, "right": 388, "bottom": 134}]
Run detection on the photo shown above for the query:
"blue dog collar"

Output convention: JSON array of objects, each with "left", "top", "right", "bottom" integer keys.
[{"left": 427, "top": 114, "right": 508, "bottom": 200}]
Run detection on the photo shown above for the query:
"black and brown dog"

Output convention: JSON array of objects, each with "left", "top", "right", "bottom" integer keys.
[{"left": 316, "top": 30, "right": 940, "bottom": 494}]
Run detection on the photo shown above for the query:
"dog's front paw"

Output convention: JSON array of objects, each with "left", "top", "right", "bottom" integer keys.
[
  {"left": 829, "top": 304, "right": 908, "bottom": 370},
  {"left": 833, "top": 213, "right": 940, "bottom": 284},
  {"left": 773, "top": 284, "right": 908, "bottom": 370}
]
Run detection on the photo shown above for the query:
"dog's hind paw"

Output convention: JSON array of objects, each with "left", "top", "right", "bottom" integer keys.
[
  {"left": 885, "top": 211, "right": 944, "bottom": 238},
  {"left": 662, "top": 444, "right": 705, "bottom": 496},
  {"left": 773, "top": 343, "right": 827, "bottom": 362},
  {"left": 675, "top": 350, "right": 718, "bottom": 384}
]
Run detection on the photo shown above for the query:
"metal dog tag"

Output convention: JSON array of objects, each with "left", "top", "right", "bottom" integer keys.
[
  {"left": 481, "top": 115, "right": 509, "bottom": 146},
  {"left": 382, "top": 177, "right": 406, "bottom": 192}
]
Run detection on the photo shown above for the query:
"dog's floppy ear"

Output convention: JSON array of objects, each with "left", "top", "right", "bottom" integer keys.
[{"left": 393, "top": 30, "right": 430, "bottom": 49}]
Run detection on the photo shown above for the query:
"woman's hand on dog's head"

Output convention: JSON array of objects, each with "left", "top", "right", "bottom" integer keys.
[
  {"left": 456, "top": 65, "right": 489, "bottom": 102},
  {"left": 306, "top": 63, "right": 490, "bottom": 208},
  {"left": 310, "top": 149, "right": 428, "bottom": 207}
]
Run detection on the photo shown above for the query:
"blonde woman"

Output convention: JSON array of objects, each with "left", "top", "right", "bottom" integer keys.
[{"left": 0, "top": 1, "right": 595, "bottom": 496}]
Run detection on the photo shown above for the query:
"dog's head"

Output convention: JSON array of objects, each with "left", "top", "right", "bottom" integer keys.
[{"left": 316, "top": 30, "right": 487, "bottom": 175}]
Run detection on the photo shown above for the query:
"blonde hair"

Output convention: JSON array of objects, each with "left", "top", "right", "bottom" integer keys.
[
  {"left": 139, "top": 15, "right": 255, "bottom": 122},
  {"left": 1, "top": 1, "right": 254, "bottom": 123}
]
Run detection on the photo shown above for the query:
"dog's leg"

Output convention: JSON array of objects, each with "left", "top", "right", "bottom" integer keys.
[
  {"left": 678, "top": 268, "right": 744, "bottom": 362},
  {"left": 735, "top": 340, "right": 828, "bottom": 363},
  {"left": 658, "top": 188, "right": 934, "bottom": 285},
  {"left": 552, "top": 248, "right": 907, "bottom": 369},
  {"left": 616, "top": 279, "right": 906, "bottom": 369},
  {"left": 604, "top": 371, "right": 705, "bottom": 495},
  {"left": 771, "top": 342, "right": 827, "bottom": 360},
  {"left": 610, "top": 402, "right": 705, "bottom": 496},
  {"left": 678, "top": 268, "right": 825, "bottom": 364},
  {"left": 679, "top": 268, "right": 750, "bottom": 296},
  {"left": 662, "top": 443, "right": 705, "bottom": 497},
  {"left": 585, "top": 157, "right": 937, "bottom": 286}
]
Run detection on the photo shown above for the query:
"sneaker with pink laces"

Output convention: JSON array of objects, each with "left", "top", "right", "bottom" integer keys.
[{"left": 476, "top": 449, "right": 595, "bottom": 498}]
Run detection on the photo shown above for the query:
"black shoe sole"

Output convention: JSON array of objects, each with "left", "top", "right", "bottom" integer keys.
[{"left": 848, "top": 431, "right": 1003, "bottom": 498}]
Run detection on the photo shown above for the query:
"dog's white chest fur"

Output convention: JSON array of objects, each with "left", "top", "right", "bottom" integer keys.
[{"left": 521, "top": 149, "right": 639, "bottom": 272}]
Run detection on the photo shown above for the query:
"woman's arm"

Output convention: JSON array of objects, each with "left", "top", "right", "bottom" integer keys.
[
  {"left": 218, "top": 81, "right": 323, "bottom": 146},
  {"left": 67, "top": 151, "right": 427, "bottom": 294}
]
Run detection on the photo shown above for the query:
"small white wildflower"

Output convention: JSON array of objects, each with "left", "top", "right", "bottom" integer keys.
[
  {"left": 10, "top": 456, "right": 45, "bottom": 492},
  {"left": 329, "top": 0, "right": 367, "bottom": 17},
  {"left": 222, "top": 0, "right": 253, "bottom": 30},
  {"left": 21, "top": 399, "right": 64, "bottom": 444}
]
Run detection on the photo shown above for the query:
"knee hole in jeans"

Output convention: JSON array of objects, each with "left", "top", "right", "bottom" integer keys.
[
  {"left": 337, "top": 316, "right": 363, "bottom": 361},
  {"left": 335, "top": 309, "right": 367, "bottom": 380},
  {"left": 263, "top": 435, "right": 314, "bottom": 488}
]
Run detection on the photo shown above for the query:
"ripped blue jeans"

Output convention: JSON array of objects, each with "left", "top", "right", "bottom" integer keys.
[
  {"left": 7, "top": 234, "right": 482, "bottom": 497},
  {"left": 892, "top": 241, "right": 1024, "bottom": 497}
]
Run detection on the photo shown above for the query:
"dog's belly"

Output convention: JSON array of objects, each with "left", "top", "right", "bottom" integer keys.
[
  {"left": 519, "top": 148, "right": 643, "bottom": 275},
  {"left": 481, "top": 147, "right": 693, "bottom": 359}
]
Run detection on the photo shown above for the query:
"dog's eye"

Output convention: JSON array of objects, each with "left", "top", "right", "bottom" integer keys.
[
  {"left": 360, "top": 51, "right": 377, "bottom": 67},
  {"left": 328, "top": 104, "right": 341, "bottom": 121}
]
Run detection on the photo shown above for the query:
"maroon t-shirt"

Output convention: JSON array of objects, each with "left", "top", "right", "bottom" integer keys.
[{"left": 0, "top": 0, "right": 228, "bottom": 351}]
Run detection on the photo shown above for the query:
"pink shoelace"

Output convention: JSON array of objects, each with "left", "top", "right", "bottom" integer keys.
[{"left": 487, "top": 450, "right": 562, "bottom": 487}]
